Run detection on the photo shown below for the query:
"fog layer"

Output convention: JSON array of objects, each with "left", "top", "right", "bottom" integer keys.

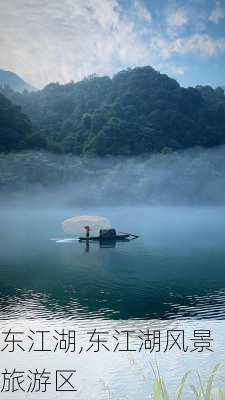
[{"left": 0, "top": 145, "right": 225, "bottom": 207}]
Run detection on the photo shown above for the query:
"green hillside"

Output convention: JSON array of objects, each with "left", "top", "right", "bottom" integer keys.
[{"left": 1, "top": 66, "right": 225, "bottom": 156}]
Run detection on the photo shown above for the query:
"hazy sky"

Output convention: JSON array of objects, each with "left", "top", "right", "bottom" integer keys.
[{"left": 0, "top": 0, "right": 225, "bottom": 88}]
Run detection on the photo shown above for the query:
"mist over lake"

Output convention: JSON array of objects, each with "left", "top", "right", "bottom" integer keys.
[{"left": 1, "top": 145, "right": 225, "bottom": 208}]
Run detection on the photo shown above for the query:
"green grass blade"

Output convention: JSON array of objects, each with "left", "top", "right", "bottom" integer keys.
[
  {"left": 189, "top": 383, "right": 200, "bottom": 400},
  {"left": 198, "top": 371, "right": 206, "bottom": 398},
  {"left": 212, "top": 388, "right": 225, "bottom": 400},
  {"left": 150, "top": 363, "right": 225, "bottom": 400},
  {"left": 151, "top": 363, "right": 169, "bottom": 400},
  {"left": 174, "top": 371, "right": 191, "bottom": 400},
  {"left": 205, "top": 364, "right": 220, "bottom": 399},
  {"left": 156, "top": 364, "right": 169, "bottom": 400},
  {"left": 153, "top": 379, "right": 160, "bottom": 400},
  {"left": 161, "top": 379, "right": 170, "bottom": 400}
]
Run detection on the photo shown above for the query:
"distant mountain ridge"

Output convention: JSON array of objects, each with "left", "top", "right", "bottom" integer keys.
[
  {"left": 1, "top": 66, "right": 225, "bottom": 156},
  {"left": 0, "top": 69, "right": 35, "bottom": 92}
]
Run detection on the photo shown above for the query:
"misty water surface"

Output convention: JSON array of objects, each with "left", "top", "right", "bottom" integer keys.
[{"left": 0, "top": 206, "right": 225, "bottom": 320}]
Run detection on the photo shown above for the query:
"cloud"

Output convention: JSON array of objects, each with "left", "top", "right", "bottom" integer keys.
[
  {"left": 166, "top": 7, "right": 188, "bottom": 33},
  {"left": 209, "top": 1, "right": 225, "bottom": 23},
  {"left": 171, "top": 34, "right": 225, "bottom": 57},
  {"left": 0, "top": 0, "right": 156, "bottom": 87},
  {"left": 0, "top": 0, "right": 225, "bottom": 88},
  {"left": 151, "top": 33, "right": 225, "bottom": 59},
  {"left": 133, "top": 0, "right": 152, "bottom": 23},
  {"left": 166, "top": 64, "right": 186, "bottom": 76}
]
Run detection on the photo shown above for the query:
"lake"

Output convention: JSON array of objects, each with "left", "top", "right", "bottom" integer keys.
[
  {"left": 1, "top": 206, "right": 225, "bottom": 320},
  {"left": 1, "top": 206, "right": 225, "bottom": 399}
]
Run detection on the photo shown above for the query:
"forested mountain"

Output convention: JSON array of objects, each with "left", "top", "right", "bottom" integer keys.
[
  {"left": 0, "top": 69, "right": 35, "bottom": 93},
  {"left": 0, "top": 93, "right": 45, "bottom": 152},
  {"left": 1, "top": 66, "right": 225, "bottom": 156},
  {"left": 0, "top": 93, "right": 31, "bottom": 152}
]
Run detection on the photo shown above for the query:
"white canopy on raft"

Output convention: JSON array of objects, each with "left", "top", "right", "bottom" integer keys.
[{"left": 62, "top": 215, "right": 111, "bottom": 236}]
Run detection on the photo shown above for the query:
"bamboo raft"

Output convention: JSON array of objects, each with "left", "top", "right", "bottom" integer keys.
[{"left": 79, "top": 229, "right": 138, "bottom": 242}]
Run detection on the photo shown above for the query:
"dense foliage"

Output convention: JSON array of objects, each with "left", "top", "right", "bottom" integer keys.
[
  {"left": 0, "top": 92, "right": 47, "bottom": 152},
  {"left": 0, "top": 93, "right": 31, "bottom": 152},
  {"left": 1, "top": 66, "right": 225, "bottom": 156}
]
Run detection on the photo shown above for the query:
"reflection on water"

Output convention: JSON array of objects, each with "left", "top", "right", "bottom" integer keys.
[{"left": 0, "top": 206, "right": 225, "bottom": 320}]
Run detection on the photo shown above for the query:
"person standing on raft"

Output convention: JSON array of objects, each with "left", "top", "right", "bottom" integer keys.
[{"left": 84, "top": 225, "right": 90, "bottom": 239}]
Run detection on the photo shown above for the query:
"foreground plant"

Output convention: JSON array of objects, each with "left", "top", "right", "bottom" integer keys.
[{"left": 151, "top": 364, "right": 225, "bottom": 400}]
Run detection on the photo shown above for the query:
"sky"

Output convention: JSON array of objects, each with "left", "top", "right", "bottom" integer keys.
[{"left": 0, "top": 0, "right": 224, "bottom": 88}]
